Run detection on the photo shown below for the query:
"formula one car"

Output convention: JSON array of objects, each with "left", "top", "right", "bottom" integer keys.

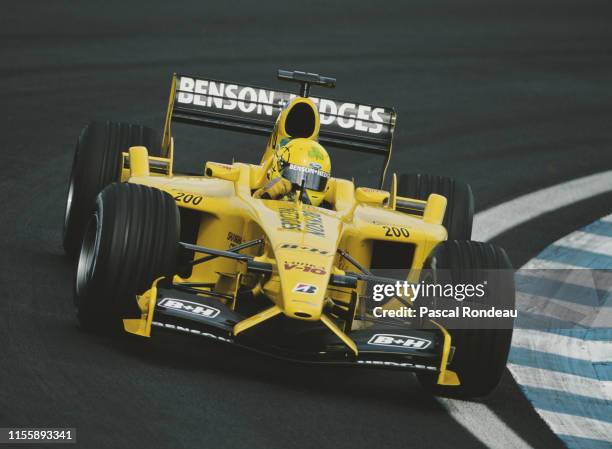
[{"left": 63, "top": 69, "right": 515, "bottom": 398}]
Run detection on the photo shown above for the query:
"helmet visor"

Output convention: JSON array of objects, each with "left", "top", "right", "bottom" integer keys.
[{"left": 281, "top": 164, "right": 329, "bottom": 192}]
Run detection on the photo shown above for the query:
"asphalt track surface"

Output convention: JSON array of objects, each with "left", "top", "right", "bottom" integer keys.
[{"left": 1, "top": 1, "right": 611, "bottom": 448}]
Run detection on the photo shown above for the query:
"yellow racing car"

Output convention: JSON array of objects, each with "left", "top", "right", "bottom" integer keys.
[{"left": 63, "top": 70, "right": 515, "bottom": 398}]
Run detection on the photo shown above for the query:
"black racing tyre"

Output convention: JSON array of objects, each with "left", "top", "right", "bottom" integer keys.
[
  {"left": 398, "top": 173, "right": 474, "bottom": 240},
  {"left": 63, "top": 121, "right": 163, "bottom": 258},
  {"left": 75, "top": 183, "right": 179, "bottom": 334},
  {"left": 417, "top": 240, "right": 515, "bottom": 399}
]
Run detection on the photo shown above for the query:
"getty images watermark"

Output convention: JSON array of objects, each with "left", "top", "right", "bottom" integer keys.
[
  {"left": 365, "top": 269, "right": 610, "bottom": 330},
  {"left": 368, "top": 271, "right": 517, "bottom": 328}
]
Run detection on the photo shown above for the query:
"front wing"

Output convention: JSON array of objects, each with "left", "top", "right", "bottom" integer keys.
[{"left": 125, "top": 286, "right": 457, "bottom": 380}]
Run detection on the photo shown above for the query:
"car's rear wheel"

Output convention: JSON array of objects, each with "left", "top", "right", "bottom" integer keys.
[
  {"left": 417, "top": 240, "right": 515, "bottom": 398},
  {"left": 63, "top": 121, "right": 163, "bottom": 258},
  {"left": 398, "top": 173, "right": 474, "bottom": 240},
  {"left": 75, "top": 183, "right": 179, "bottom": 334}
]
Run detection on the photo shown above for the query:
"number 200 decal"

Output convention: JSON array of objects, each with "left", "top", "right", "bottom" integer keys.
[
  {"left": 383, "top": 225, "right": 409, "bottom": 238},
  {"left": 173, "top": 192, "right": 203, "bottom": 205}
]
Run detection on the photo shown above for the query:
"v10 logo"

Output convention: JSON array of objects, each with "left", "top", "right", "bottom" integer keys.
[
  {"left": 284, "top": 262, "right": 326, "bottom": 275},
  {"left": 292, "top": 283, "right": 318, "bottom": 294}
]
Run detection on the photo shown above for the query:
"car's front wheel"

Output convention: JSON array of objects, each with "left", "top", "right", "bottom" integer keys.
[
  {"left": 75, "top": 183, "right": 179, "bottom": 334},
  {"left": 417, "top": 240, "right": 515, "bottom": 398}
]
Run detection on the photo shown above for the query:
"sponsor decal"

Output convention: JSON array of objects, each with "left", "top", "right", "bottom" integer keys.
[
  {"left": 227, "top": 231, "right": 242, "bottom": 245},
  {"left": 382, "top": 225, "right": 410, "bottom": 238},
  {"left": 278, "top": 208, "right": 325, "bottom": 237},
  {"left": 309, "top": 162, "right": 322, "bottom": 170},
  {"left": 176, "top": 76, "right": 389, "bottom": 135},
  {"left": 159, "top": 298, "right": 220, "bottom": 319},
  {"left": 172, "top": 191, "right": 203, "bottom": 206},
  {"left": 279, "top": 208, "right": 300, "bottom": 231},
  {"left": 279, "top": 207, "right": 301, "bottom": 231},
  {"left": 279, "top": 243, "right": 330, "bottom": 255},
  {"left": 293, "top": 283, "right": 318, "bottom": 294},
  {"left": 177, "top": 77, "right": 275, "bottom": 115},
  {"left": 284, "top": 262, "right": 327, "bottom": 275},
  {"left": 152, "top": 321, "right": 233, "bottom": 343},
  {"left": 357, "top": 360, "right": 437, "bottom": 371},
  {"left": 367, "top": 334, "right": 431, "bottom": 350},
  {"left": 302, "top": 211, "right": 325, "bottom": 236},
  {"left": 288, "top": 163, "right": 329, "bottom": 179}
]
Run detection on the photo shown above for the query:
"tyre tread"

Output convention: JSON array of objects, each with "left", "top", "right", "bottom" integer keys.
[
  {"left": 418, "top": 240, "right": 514, "bottom": 398},
  {"left": 75, "top": 183, "right": 179, "bottom": 332}
]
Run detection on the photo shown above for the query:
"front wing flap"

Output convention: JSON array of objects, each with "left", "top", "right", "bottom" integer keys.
[{"left": 135, "top": 287, "right": 446, "bottom": 375}]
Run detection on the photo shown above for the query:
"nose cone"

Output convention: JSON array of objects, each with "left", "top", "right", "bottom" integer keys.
[{"left": 276, "top": 250, "right": 332, "bottom": 320}]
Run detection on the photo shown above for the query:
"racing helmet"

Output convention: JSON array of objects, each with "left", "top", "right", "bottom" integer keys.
[{"left": 270, "top": 138, "right": 331, "bottom": 206}]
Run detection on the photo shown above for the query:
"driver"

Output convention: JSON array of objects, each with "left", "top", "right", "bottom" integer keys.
[{"left": 254, "top": 138, "right": 331, "bottom": 207}]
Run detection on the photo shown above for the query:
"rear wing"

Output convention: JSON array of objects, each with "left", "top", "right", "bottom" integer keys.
[{"left": 162, "top": 72, "right": 397, "bottom": 187}]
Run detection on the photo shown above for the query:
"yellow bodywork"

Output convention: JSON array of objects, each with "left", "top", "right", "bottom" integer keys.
[
  {"left": 123, "top": 158, "right": 447, "bottom": 316},
  {"left": 120, "top": 147, "right": 456, "bottom": 383},
  {"left": 120, "top": 80, "right": 458, "bottom": 384}
]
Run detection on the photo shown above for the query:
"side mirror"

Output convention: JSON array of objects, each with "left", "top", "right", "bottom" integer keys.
[
  {"left": 205, "top": 162, "right": 240, "bottom": 181},
  {"left": 355, "top": 187, "right": 390, "bottom": 206}
]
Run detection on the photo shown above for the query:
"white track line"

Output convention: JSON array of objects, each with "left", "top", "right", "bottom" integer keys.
[
  {"left": 550, "top": 234, "right": 612, "bottom": 255},
  {"left": 437, "top": 399, "right": 535, "bottom": 449},
  {"left": 512, "top": 329, "right": 612, "bottom": 363},
  {"left": 517, "top": 269, "right": 610, "bottom": 291},
  {"left": 523, "top": 259, "right": 590, "bottom": 270},
  {"left": 516, "top": 292, "right": 611, "bottom": 328},
  {"left": 473, "top": 170, "right": 612, "bottom": 242},
  {"left": 536, "top": 411, "right": 612, "bottom": 442},
  {"left": 507, "top": 364, "right": 611, "bottom": 400}
]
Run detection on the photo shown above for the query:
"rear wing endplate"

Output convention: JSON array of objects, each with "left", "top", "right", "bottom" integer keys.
[{"left": 162, "top": 73, "right": 397, "bottom": 187}]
